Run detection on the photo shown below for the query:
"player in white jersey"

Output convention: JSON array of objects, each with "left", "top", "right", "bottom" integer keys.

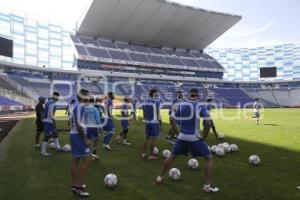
[
  {"left": 249, "top": 98, "right": 261, "bottom": 125},
  {"left": 40, "top": 92, "right": 61, "bottom": 156},
  {"left": 70, "top": 89, "right": 93, "bottom": 197}
]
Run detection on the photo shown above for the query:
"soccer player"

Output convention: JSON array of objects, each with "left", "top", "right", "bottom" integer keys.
[
  {"left": 35, "top": 96, "right": 45, "bottom": 148},
  {"left": 102, "top": 92, "right": 115, "bottom": 150},
  {"left": 116, "top": 97, "right": 131, "bottom": 146},
  {"left": 142, "top": 89, "right": 161, "bottom": 160},
  {"left": 202, "top": 98, "right": 221, "bottom": 140},
  {"left": 252, "top": 98, "right": 261, "bottom": 125},
  {"left": 155, "top": 88, "right": 219, "bottom": 193},
  {"left": 41, "top": 92, "right": 61, "bottom": 156},
  {"left": 84, "top": 97, "right": 101, "bottom": 160},
  {"left": 167, "top": 91, "right": 184, "bottom": 145},
  {"left": 131, "top": 97, "right": 137, "bottom": 121},
  {"left": 93, "top": 97, "right": 105, "bottom": 156},
  {"left": 66, "top": 99, "right": 76, "bottom": 127},
  {"left": 70, "top": 89, "right": 93, "bottom": 197}
]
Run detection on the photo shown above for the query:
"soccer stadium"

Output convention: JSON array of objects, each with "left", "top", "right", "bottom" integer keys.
[{"left": 0, "top": 0, "right": 299, "bottom": 199}]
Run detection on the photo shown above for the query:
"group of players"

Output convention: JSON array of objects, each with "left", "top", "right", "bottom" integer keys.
[{"left": 34, "top": 86, "right": 262, "bottom": 197}]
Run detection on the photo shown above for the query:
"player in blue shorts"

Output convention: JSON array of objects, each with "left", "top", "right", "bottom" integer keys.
[
  {"left": 142, "top": 89, "right": 161, "bottom": 160},
  {"left": 84, "top": 97, "right": 101, "bottom": 160},
  {"left": 156, "top": 88, "right": 219, "bottom": 193},
  {"left": 41, "top": 92, "right": 61, "bottom": 156},
  {"left": 103, "top": 92, "right": 115, "bottom": 150},
  {"left": 70, "top": 89, "right": 93, "bottom": 197},
  {"left": 116, "top": 97, "right": 131, "bottom": 145}
]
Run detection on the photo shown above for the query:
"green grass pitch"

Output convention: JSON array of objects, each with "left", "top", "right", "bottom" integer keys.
[{"left": 0, "top": 109, "right": 300, "bottom": 200}]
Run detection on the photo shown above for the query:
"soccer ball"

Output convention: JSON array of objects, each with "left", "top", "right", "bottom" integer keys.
[
  {"left": 230, "top": 144, "right": 238, "bottom": 152},
  {"left": 48, "top": 142, "right": 56, "bottom": 149},
  {"left": 104, "top": 174, "right": 118, "bottom": 188},
  {"left": 168, "top": 168, "right": 181, "bottom": 181},
  {"left": 249, "top": 155, "right": 260, "bottom": 165},
  {"left": 63, "top": 144, "right": 71, "bottom": 152},
  {"left": 162, "top": 150, "right": 171, "bottom": 159},
  {"left": 215, "top": 147, "right": 225, "bottom": 157},
  {"left": 188, "top": 158, "right": 199, "bottom": 170},
  {"left": 223, "top": 144, "right": 231, "bottom": 153},
  {"left": 153, "top": 147, "right": 159, "bottom": 156},
  {"left": 211, "top": 145, "right": 218, "bottom": 153},
  {"left": 217, "top": 134, "right": 225, "bottom": 139}
]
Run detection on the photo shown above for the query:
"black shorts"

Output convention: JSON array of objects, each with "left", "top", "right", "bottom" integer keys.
[{"left": 36, "top": 120, "right": 44, "bottom": 132}]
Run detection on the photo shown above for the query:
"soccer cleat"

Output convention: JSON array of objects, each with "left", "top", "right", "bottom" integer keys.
[
  {"left": 35, "top": 144, "right": 41, "bottom": 148},
  {"left": 297, "top": 186, "right": 300, "bottom": 190},
  {"left": 123, "top": 140, "right": 131, "bottom": 146},
  {"left": 103, "top": 144, "right": 112, "bottom": 150},
  {"left": 91, "top": 154, "right": 100, "bottom": 160},
  {"left": 202, "top": 185, "right": 220, "bottom": 193},
  {"left": 148, "top": 155, "right": 158, "bottom": 161},
  {"left": 141, "top": 153, "right": 147, "bottom": 159},
  {"left": 155, "top": 176, "right": 163, "bottom": 185},
  {"left": 41, "top": 152, "right": 51, "bottom": 157},
  {"left": 168, "top": 140, "right": 175, "bottom": 145},
  {"left": 74, "top": 187, "right": 90, "bottom": 197}
]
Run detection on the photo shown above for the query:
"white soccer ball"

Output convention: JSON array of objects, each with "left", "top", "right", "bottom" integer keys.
[
  {"left": 48, "top": 142, "right": 56, "bottom": 149},
  {"left": 215, "top": 147, "right": 225, "bottom": 157},
  {"left": 162, "top": 150, "right": 171, "bottom": 159},
  {"left": 188, "top": 158, "right": 199, "bottom": 170},
  {"left": 153, "top": 147, "right": 159, "bottom": 156},
  {"left": 211, "top": 145, "right": 218, "bottom": 153},
  {"left": 249, "top": 155, "right": 260, "bottom": 165},
  {"left": 168, "top": 168, "right": 181, "bottom": 181},
  {"left": 63, "top": 144, "right": 71, "bottom": 152},
  {"left": 217, "top": 134, "right": 225, "bottom": 139},
  {"left": 104, "top": 174, "right": 118, "bottom": 188},
  {"left": 230, "top": 144, "right": 238, "bottom": 152},
  {"left": 223, "top": 144, "right": 231, "bottom": 153}
]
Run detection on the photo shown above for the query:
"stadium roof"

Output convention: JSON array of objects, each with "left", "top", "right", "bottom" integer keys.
[{"left": 76, "top": 0, "right": 241, "bottom": 50}]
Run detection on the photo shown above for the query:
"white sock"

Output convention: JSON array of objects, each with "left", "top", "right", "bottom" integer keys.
[
  {"left": 41, "top": 142, "right": 47, "bottom": 153},
  {"left": 54, "top": 138, "right": 61, "bottom": 149}
]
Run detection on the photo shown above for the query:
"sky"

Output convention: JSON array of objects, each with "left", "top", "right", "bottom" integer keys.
[{"left": 0, "top": 0, "right": 299, "bottom": 48}]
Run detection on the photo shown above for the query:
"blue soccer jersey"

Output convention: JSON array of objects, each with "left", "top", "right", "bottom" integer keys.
[
  {"left": 43, "top": 99, "right": 56, "bottom": 124},
  {"left": 142, "top": 98, "right": 160, "bottom": 124},
  {"left": 103, "top": 97, "right": 114, "bottom": 132},
  {"left": 70, "top": 103, "right": 91, "bottom": 157},
  {"left": 175, "top": 101, "right": 209, "bottom": 141},
  {"left": 121, "top": 103, "right": 129, "bottom": 130}
]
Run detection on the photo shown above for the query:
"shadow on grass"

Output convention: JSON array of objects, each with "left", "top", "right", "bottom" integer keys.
[{"left": 0, "top": 116, "right": 300, "bottom": 200}]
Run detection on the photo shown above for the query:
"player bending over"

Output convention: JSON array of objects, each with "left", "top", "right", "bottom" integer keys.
[
  {"left": 102, "top": 92, "right": 115, "bottom": 150},
  {"left": 84, "top": 97, "right": 101, "bottom": 160},
  {"left": 155, "top": 88, "right": 219, "bottom": 193},
  {"left": 116, "top": 97, "right": 131, "bottom": 146},
  {"left": 142, "top": 89, "right": 161, "bottom": 160},
  {"left": 70, "top": 89, "right": 93, "bottom": 197},
  {"left": 35, "top": 96, "right": 45, "bottom": 148},
  {"left": 167, "top": 91, "right": 184, "bottom": 145},
  {"left": 41, "top": 92, "right": 62, "bottom": 156},
  {"left": 202, "top": 98, "right": 222, "bottom": 140}
]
